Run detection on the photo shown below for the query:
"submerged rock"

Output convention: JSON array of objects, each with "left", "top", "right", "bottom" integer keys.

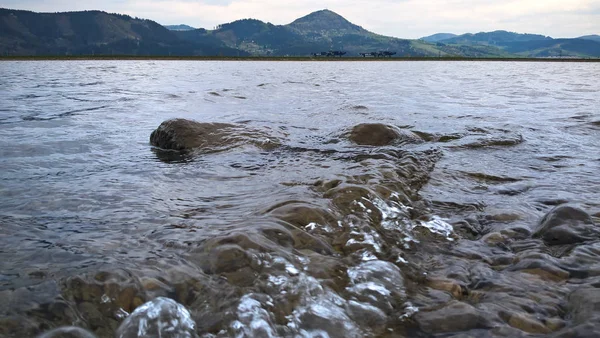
[
  {"left": 415, "top": 301, "right": 491, "bottom": 334},
  {"left": 37, "top": 326, "right": 97, "bottom": 338},
  {"left": 115, "top": 297, "right": 198, "bottom": 338},
  {"left": 567, "top": 288, "right": 600, "bottom": 325},
  {"left": 533, "top": 205, "right": 598, "bottom": 245},
  {"left": 347, "top": 123, "right": 420, "bottom": 146},
  {"left": 149, "top": 119, "right": 279, "bottom": 152}
]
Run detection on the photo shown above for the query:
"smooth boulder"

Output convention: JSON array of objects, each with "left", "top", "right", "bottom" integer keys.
[
  {"left": 348, "top": 123, "right": 420, "bottom": 146},
  {"left": 150, "top": 119, "right": 279, "bottom": 152},
  {"left": 533, "top": 205, "right": 598, "bottom": 245}
]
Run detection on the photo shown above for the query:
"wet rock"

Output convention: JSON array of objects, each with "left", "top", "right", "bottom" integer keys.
[
  {"left": 509, "top": 253, "right": 570, "bottom": 281},
  {"left": 505, "top": 312, "right": 552, "bottom": 334},
  {"left": 481, "top": 232, "right": 508, "bottom": 246},
  {"left": 115, "top": 297, "right": 198, "bottom": 338},
  {"left": 533, "top": 205, "right": 598, "bottom": 245},
  {"left": 443, "top": 326, "right": 529, "bottom": 338},
  {"left": 552, "top": 322, "right": 600, "bottom": 338},
  {"left": 347, "top": 123, "right": 420, "bottom": 146},
  {"left": 150, "top": 119, "right": 234, "bottom": 150},
  {"left": 415, "top": 301, "right": 491, "bottom": 334},
  {"left": 289, "top": 229, "right": 334, "bottom": 255},
  {"left": 346, "top": 260, "right": 406, "bottom": 313},
  {"left": 230, "top": 295, "right": 278, "bottom": 337},
  {"left": 457, "top": 134, "right": 524, "bottom": 149},
  {"left": 267, "top": 202, "right": 337, "bottom": 232},
  {"left": 567, "top": 288, "right": 600, "bottom": 325},
  {"left": 559, "top": 242, "right": 600, "bottom": 278},
  {"left": 37, "top": 326, "right": 97, "bottom": 338},
  {"left": 64, "top": 270, "right": 146, "bottom": 314},
  {"left": 348, "top": 123, "right": 399, "bottom": 146},
  {"left": 427, "top": 278, "right": 465, "bottom": 299},
  {"left": 412, "top": 130, "right": 463, "bottom": 143},
  {"left": 500, "top": 227, "right": 531, "bottom": 240},
  {"left": 150, "top": 118, "right": 279, "bottom": 152},
  {"left": 294, "top": 296, "right": 362, "bottom": 338},
  {"left": 346, "top": 300, "right": 387, "bottom": 334},
  {"left": 208, "top": 244, "right": 251, "bottom": 274}
]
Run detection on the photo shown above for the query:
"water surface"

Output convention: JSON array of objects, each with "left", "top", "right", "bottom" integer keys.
[{"left": 1, "top": 61, "right": 599, "bottom": 337}]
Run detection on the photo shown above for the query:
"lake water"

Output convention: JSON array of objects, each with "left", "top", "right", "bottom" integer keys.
[{"left": 1, "top": 60, "right": 599, "bottom": 337}]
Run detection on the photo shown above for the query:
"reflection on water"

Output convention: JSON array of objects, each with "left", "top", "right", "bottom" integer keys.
[{"left": 0, "top": 60, "right": 599, "bottom": 337}]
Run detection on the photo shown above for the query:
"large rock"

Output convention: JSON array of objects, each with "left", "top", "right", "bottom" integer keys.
[
  {"left": 533, "top": 205, "right": 598, "bottom": 245},
  {"left": 150, "top": 119, "right": 279, "bottom": 152},
  {"left": 348, "top": 123, "right": 420, "bottom": 146}
]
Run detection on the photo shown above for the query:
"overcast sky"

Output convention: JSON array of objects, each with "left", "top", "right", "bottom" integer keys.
[{"left": 2, "top": 0, "right": 599, "bottom": 39}]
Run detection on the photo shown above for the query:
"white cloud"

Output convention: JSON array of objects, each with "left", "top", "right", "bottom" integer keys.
[{"left": 1, "top": 0, "right": 599, "bottom": 38}]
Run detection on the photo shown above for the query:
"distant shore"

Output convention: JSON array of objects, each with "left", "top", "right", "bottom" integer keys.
[{"left": 1, "top": 56, "right": 599, "bottom": 62}]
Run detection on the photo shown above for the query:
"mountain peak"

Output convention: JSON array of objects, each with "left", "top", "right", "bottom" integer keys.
[
  {"left": 293, "top": 9, "right": 346, "bottom": 22},
  {"left": 287, "top": 9, "right": 366, "bottom": 36}
]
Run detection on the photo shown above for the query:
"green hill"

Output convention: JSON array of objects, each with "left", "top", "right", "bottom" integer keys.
[
  {"left": 578, "top": 35, "right": 600, "bottom": 42},
  {"left": 420, "top": 33, "right": 458, "bottom": 42},
  {"left": 0, "top": 8, "right": 244, "bottom": 56},
  {"left": 442, "top": 30, "right": 552, "bottom": 46},
  {"left": 430, "top": 30, "right": 600, "bottom": 58}
]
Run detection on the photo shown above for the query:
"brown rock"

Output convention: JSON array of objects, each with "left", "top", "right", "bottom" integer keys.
[
  {"left": 568, "top": 288, "right": 600, "bottom": 325},
  {"left": 507, "top": 312, "right": 551, "bottom": 334},
  {"left": 348, "top": 123, "right": 419, "bottom": 146},
  {"left": 415, "top": 301, "right": 490, "bottom": 334},
  {"left": 150, "top": 118, "right": 279, "bottom": 152},
  {"left": 427, "top": 278, "right": 464, "bottom": 299},
  {"left": 533, "top": 205, "right": 598, "bottom": 245}
]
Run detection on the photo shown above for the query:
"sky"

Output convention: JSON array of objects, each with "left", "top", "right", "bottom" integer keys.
[{"left": 1, "top": 0, "right": 599, "bottom": 39}]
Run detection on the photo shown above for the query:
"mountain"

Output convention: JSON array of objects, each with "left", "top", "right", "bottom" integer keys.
[
  {"left": 503, "top": 38, "right": 600, "bottom": 57},
  {"left": 420, "top": 33, "right": 458, "bottom": 42},
  {"left": 0, "top": 8, "right": 245, "bottom": 56},
  {"left": 578, "top": 34, "right": 600, "bottom": 42},
  {"left": 175, "top": 10, "right": 509, "bottom": 57},
  {"left": 287, "top": 9, "right": 367, "bottom": 37},
  {"left": 1, "top": 8, "right": 599, "bottom": 58},
  {"left": 429, "top": 30, "right": 600, "bottom": 57},
  {"left": 164, "top": 24, "right": 196, "bottom": 31},
  {"left": 440, "top": 30, "right": 552, "bottom": 46}
]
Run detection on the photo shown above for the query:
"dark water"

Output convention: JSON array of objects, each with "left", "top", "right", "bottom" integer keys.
[{"left": 0, "top": 60, "right": 599, "bottom": 337}]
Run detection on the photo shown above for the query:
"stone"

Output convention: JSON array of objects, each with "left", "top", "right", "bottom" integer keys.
[
  {"left": 115, "top": 297, "right": 198, "bottom": 338},
  {"left": 415, "top": 301, "right": 490, "bottom": 334},
  {"left": 567, "top": 288, "right": 600, "bottom": 325},
  {"left": 150, "top": 118, "right": 279, "bottom": 152},
  {"left": 348, "top": 123, "right": 420, "bottom": 146},
  {"left": 346, "top": 260, "right": 406, "bottom": 313},
  {"left": 533, "top": 205, "right": 598, "bottom": 245},
  {"left": 427, "top": 278, "right": 464, "bottom": 299},
  {"left": 506, "top": 312, "right": 551, "bottom": 334},
  {"left": 346, "top": 300, "right": 387, "bottom": 334},
  {"left": 150, "top": 119, "right": 235, "bottom": 150}
]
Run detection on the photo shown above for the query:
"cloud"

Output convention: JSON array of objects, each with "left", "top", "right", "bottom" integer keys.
[{"left": 1, "top": 0, "right": 598, "bottom": 38}]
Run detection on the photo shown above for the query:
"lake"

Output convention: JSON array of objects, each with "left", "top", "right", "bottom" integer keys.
[{"left": 1, "top": 60, "right": 599, "bottom": 337}]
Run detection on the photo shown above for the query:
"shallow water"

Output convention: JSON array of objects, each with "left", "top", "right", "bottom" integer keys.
[{"left": 1, "top": 60, "right": 599, "bottom": 337}]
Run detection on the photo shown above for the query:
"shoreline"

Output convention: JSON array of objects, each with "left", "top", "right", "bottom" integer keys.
[{"left": 1, "top": 56, "right": 600, "bottom": 62}]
